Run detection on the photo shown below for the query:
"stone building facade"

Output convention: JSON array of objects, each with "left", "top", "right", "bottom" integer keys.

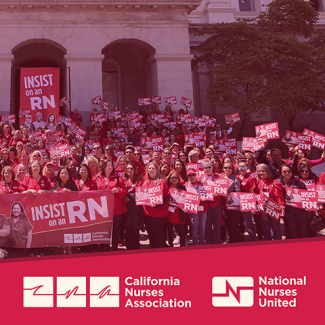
[{"left": 0, "top": 0, "right": 324, "bottom": 131}]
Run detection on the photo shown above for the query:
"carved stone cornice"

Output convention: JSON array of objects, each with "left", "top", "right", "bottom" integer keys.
[{"left": 0, "top": 0, "right": 202, "bottom": 12}]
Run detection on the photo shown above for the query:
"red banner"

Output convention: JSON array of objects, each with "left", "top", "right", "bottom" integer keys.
[
  {"left": 20, "top": 68, "right": 60, "bottom": 129},
  {"left": 226, "top": 193, "right": 257, "bottom": 211},
  {"left": 169, "top": 188, "right": 200, "bottom": 214},
  {"left": 285, "top": 187, "right": 318, "bottom": 211},
  {"left": 164, "top": 96, "right": 177, "bottom": 105},
  {"left": 282, "top": 131, "right": 312, "bottom": 151},
  {"left": 138, "top": 98, "right": 151, "bottom": 106},
  {"left": 135, "top": 184, "right": 163, "bottom": 206},
  {"left": 176, "top": 113, "right": 191, "bottom": 123},
  {"left": 202, "top": 115, "right": 216, "bottom": 128},
  {"left": 297, "top": 134, "right": 312, "bottom": 152},
  {"left": 225, "top": 112, "right": 240, "bottom": 124},
  {"left": 1, "top": 114, "right": 15, "bottom": 125},
  {"left": 27, "top": 131, "right": 43, "bottom": 142},
  {"left": 242, "top": 137, "right": 264, "bottom": 151},
  {"left": 68, "top": 122, "right": 87, "bottom": 141},
  {"left": 46, "top": 130, "right": 64, "bottom": 145},
  {"left": 256, "top": 193, "right": 267, "bottom": 212},
  {"left": 303, "top": 128, "right": 325, "bottom": 151},
  {"left": 186, "top": 183, "right": 214, "bottom": 201},
  {"left": 150, "top": 96, "right": 162, "bottom": 104},
  {"left": 180, "top": 97, "right": 192, "bottom": 108},
  {"left": 49, "top": 143, "right": 71, "bottom": 158},
  {"left": 255, "top": 122, "right": 280, "bottom": 140},
  {"left": 214, "top": 138, "right": 237, "bottom": 156},
  {"left": 0, "top": 191, "right": 114, "bottom": 248},
  {"left": 108, "top": 111, "right": 121, "bottom": 120},
  {"left": 282, "top": 130, "right": 300, "bottom": 146},
  {"left": 198, "top": 175, "right": 229, "bottom": 196},
  {"left": 128, "top": 116, "right": 141, "bottom": 129},
  {"left": 94, "top": 113, "right": 107, "bottom": 123},
  {"left": 264, "top": 196, "right": 282, "bottom": 220},
  {"left": 58, "top": 115, "right": 72, "bottom": 127},
  {"left": 317, "top": 185, "right": 325, "bottom": 203},
  {"left": 192, "top": 117, "right": 206, "bottom": 127},
  {"left": 140, "top": 136, "right": 164, "bottom": 152}
]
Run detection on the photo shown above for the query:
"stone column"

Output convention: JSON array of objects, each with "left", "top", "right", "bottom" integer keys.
[
  {"left": 64, "top": 54, "right": 104, "bottom": 128},
  {"left": 0, "top": 54, "right": 14, "bottom": 116},
  {"left": 149, "top": 54, "right": 195, "bottom": 115}
]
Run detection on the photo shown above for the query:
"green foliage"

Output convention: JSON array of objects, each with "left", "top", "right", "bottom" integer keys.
[
  {"left": 257, "top": 0, "right": 319, "bottom": 38},
  {"left": 193, "top": 0, "right": 325, "bottom": 122}
]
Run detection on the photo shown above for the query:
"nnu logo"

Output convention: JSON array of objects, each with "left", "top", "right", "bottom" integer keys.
[
  {"left": 212, "top": 277, "right": 254, "bottom": 307},
  {"left": 23, "top": 277, "right": 119, "bottom": 308}
]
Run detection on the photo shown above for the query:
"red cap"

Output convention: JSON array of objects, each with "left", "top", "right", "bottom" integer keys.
[{"left": 186, "top": 169, "right": 196, "bottom": 176}]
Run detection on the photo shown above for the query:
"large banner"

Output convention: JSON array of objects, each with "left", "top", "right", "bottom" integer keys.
[
  {"left": 0, "top": 190, "right": 114, "bottom": 248},
  {"left": 20, "top": 68, "right": 60, "bottom": 129}
]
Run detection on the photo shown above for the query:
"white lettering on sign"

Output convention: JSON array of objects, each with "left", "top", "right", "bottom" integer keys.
[
  {"left": 24, "top": 74, "right": 54, "bottom": 89},
  {"left": 30, "top": 95, "right": 56, "bottom": 110}
]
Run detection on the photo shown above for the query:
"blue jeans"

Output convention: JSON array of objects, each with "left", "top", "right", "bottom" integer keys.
[
  {"left": 242, "top": 213, "right": 257, "bottom": 241},
  {"left": 259, "top": 213, "right": 282, "bottom": 240},
  {"left": 189, "top": 212, "right": 207, "bottom": 245},
  {"left": 206, "top": 206, "right": 222, "bottom": 244}
]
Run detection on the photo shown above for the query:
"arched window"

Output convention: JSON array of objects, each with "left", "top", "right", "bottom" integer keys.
[{"left": 239, "top": 0, "right": 255, "bottom": 11}]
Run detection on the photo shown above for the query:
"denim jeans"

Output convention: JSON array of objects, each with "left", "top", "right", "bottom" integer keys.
[
  {"left": 259, "top": 213, "right": 282, "bottom": 240},
  {"left": 189, "top": 212, "right": 207, "bottom": 245},
  {"left": 206, "top": 206, "right": 222, "bottom": 244},
  {"left": 242, "top": 212, "right": 257, "bottom": 241}
]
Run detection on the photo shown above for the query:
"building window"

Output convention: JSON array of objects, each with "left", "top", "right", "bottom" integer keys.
[
  {"left": 310, "top": 0, "right": 324, "bottom": 11},
  {"left": 239, "top": 0, "right": 255, "bottom": 11}
]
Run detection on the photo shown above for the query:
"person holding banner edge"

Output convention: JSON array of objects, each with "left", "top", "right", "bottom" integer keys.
[
  {"left": 255, "top": 164, "right": 285, "bottom": 240},
  {"left": 165, "top": 170, "right": 188, "bottom": 247},
  {"left": 278, "top": 164, "right": 309, "bottom": 239},
  {"left": 142, "top": 161, "right": 170, "bottom": 249},
  {"left": 96, "top": 159, "right": 127, "bottom": 251},
  {"left": 200, "top": 159, "right": 223, "bottom": 244}
]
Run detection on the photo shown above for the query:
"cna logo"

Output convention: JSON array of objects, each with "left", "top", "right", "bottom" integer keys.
[
  {"left": 212, "top": 277, "right": 254, "bottom": 307},
  {"left": 23, "top": 277, "right": 119, "bottom": 308},
  {"left": 23, "top": 277, "right": 53, "bottom": 307}
]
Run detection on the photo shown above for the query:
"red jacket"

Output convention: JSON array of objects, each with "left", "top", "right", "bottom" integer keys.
[
  {"left": 237, "top": 174, "right": 256, "bottom": 193},
  {"left": 20, "top": 175, "right": 52, "bottom": 191},
  {"left": 75, "top": 178, "right": 98, "bottom": 192},
  {"left": 96, "top": 173, "right": 127, "bottom": 215},
  {"left": 0, "top": 180, "right": 23, "bottom": 194},
  {"left": 255, "top": 178, "right": 285, "bottom": 207}
]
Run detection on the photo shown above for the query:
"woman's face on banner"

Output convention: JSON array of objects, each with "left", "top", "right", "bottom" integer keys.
[{"left": 12, "top": 204, "right": 22, "bottom": 217}]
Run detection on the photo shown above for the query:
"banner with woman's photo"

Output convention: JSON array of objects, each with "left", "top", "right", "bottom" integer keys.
[
  {"left": 0, "top": 190, "right": 114, "bottom": 248},
  {"left": 285, "top": 187, "right": 318, "bottom": 211},
  {"left": 169, "top": 188, "right": 200, "bottom": 214},
  {"left": 19, "top": 67, "right": 60, "bottom": 130},
  {"left": 135, "top": 184, "right": 163, "bottom": 206}
]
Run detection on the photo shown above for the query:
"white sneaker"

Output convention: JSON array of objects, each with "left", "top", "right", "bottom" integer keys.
[{"left": 173, "top": 236, "right": 180, "bottom": 245}]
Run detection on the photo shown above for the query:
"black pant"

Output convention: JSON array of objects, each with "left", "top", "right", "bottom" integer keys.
[
  {"left": 259, "top": 213, "right": 282, "bottom": 240},
  {"left": 111, "top": 214, "right": 124, "bottom": 251},
  {"left": 144, "top": 215, "right": 166, "bottom": 248},
  {"left": 125, "top": 226, "right": 140, "bottom": 250},
  {"left": 285, "top": 208, "right": 309, "bottom": 239},
  {"left": 224, "top": 210, "right": 242, "bottom": 243},
  {"left": 166, "top": 222, "right": 187, "bottom": 246}
]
